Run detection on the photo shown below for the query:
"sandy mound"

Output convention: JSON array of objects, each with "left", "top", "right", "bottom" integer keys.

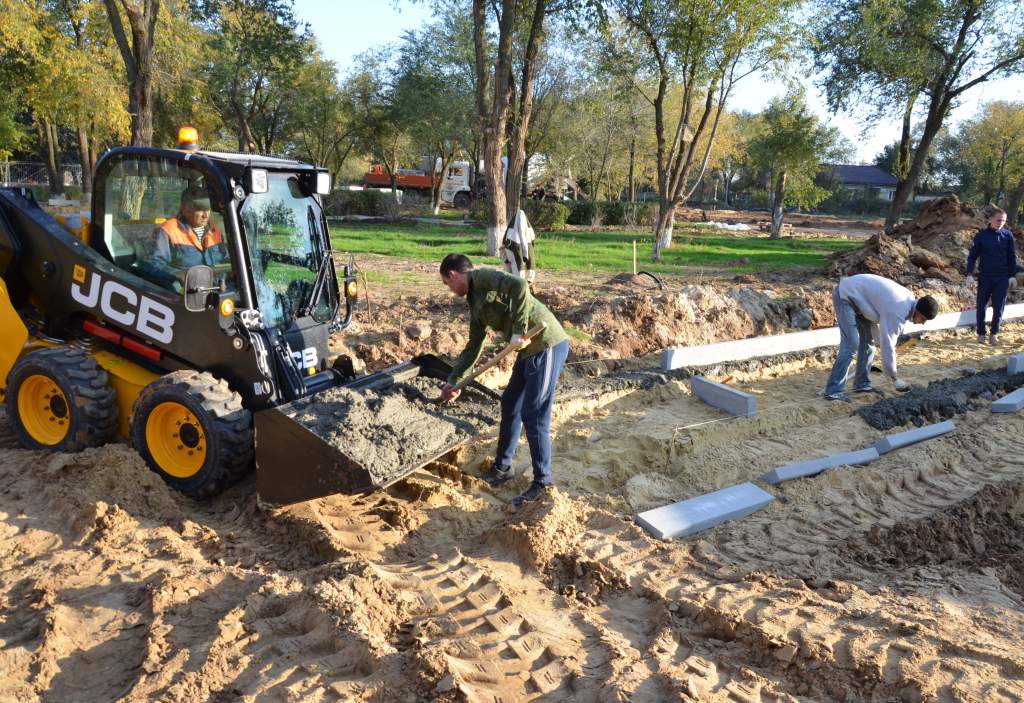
[
  {"left": 32, "top": 444, "right": 183, "bottom": 523},
  {"left": 565, "top": 284, "right": 828, "bottom": 358},
  {"left": 481, "top": 489, "right": 592, "bottom": 572},
  {"left": 840, "top": 480, "right": 1024, "bottom": 596},
  {"left": 830, "top": 196, "right": 1019, "bottom": 284}
]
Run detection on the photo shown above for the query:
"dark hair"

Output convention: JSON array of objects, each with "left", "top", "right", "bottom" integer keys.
[
  {"left": 440, "top": 253, "right": 473, "bottom": 277},
  {"left": 915, "top": 295, "right": 939, "bottom": 320}
]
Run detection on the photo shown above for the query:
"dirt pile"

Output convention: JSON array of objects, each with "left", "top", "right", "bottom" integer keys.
[
  {"left": 840, "top": 481, "right": 1024, "bottom": 596},
  {"left": 857, "top": 367, "right": 1024, "bottom": 430},
  {"left": 568, "top": 284, "right": 830, "bottom": 358},
  {"left": 282, "top": 377, "right": 499, "bottom": 485},
  {"left": 829, "top": 196, "right": 1010, "bottom": 284}
]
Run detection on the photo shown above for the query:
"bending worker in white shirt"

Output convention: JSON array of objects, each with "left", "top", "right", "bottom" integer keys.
[{"left": 823, "top": 274, "right": 939, "bottom": 401}]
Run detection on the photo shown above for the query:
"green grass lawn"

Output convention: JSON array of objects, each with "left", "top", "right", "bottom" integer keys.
[{"left": 327, "top": 221, "right": 861, "bottom": 274}]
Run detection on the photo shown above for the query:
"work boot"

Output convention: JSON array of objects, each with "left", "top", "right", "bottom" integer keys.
[
  {"left": 852, "top": 384, "right": 881, "bottom": 395},
  {"left": 511, "top": 482, "right": 550, "bottom": 508},
  {"left": 481, "top": 464, "right": 515, "bottom": 487},
  {"left": 990, "top": 333, "right": 1000, "bottom": 346},
  {"left": 978, "top": 333, "right": 987, "bottom": 344}
]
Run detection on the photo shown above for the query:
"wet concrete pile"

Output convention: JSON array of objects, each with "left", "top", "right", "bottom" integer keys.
[
  {"left": 283, "top": 377, "right": 499, "bottom": 486},
  {"left": 857, "top": 368, "right": 1024, "bottom": 430}
]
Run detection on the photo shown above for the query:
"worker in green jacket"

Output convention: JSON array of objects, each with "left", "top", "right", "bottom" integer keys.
[{"left": 440, "top": 253, "right": 569, "bottom": 507}]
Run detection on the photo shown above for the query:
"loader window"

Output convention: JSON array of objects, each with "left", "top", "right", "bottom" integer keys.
[
  {"left": 240, "top": 173, "right": 337, "bottom": 329},
  {"left": 98, "top": 157, "right": 235, "bottom": 293}
]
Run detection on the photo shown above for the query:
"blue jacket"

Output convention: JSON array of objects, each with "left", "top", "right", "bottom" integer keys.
[{"left": 966, "top": 227, "right": 1017, "bottom": 278}]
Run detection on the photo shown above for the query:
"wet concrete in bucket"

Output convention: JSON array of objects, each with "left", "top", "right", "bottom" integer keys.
[
  {"left": 282, "top": 377, "right": 499, "bottom": 486},
  {"left": 857, "top": 368, "right": 1024, "bottom": 430}
]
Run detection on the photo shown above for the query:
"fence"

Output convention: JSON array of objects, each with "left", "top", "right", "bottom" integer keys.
[{"left": 1, "top": 161, "right": 83, "bottom": 188}]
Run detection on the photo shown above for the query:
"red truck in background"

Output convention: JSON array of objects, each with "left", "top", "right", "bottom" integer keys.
[{"left": 363, "top": 159, "right": 475, "bottom": 208}]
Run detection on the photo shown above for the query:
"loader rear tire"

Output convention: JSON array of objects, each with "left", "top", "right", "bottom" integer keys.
[
  {"left": 131, "top": 370, "right": 253, "bottom": 498},
  {"left": 6, "top": 346, "right": 118, "bottom": 451}
]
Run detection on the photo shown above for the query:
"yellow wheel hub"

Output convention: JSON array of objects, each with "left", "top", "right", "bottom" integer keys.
[
  {"left": 145, "top": 402, "right": 207, "bottom": 478},
  {"left": 18, "top": 375, "right": 70, "bottom": 446}
]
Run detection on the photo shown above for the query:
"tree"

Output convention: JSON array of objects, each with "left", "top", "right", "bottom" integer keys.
[
  {"left": 748, "top": 90, "right": 851, "bottom": 238},
  {"left": 288, "top": 54, "right": 359, "bottom": 181},
  {"left": 938, "top": 101, "right": 1024, "bottom": 223},
  {"left": 206, "top": 0, "right": 310, "bottom": 154},
  {"left": 711, "top": 111, "right": 757, "bottom": 206},
  {"left": 347, "top": 53, "right": 414, "bottom": 201},
  {"left": 392, "top": 12, "right": 477, "bottom": 213},
  {"left": 1, "top": 0, "right": 129, "bottom": 195},
  {"left": 812, "top": 0, "right": 1024, "bottom": 230},
  {"left": 611, "top": 0, "right": 798, "bottom": 260},
  {"left": 102, "top": 0, "right": 160, "bottom": 146}
]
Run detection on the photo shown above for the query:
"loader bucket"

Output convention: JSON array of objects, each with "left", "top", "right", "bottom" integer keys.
[{"left": 255, "top": 355, "right": 499, "bottom": 506}]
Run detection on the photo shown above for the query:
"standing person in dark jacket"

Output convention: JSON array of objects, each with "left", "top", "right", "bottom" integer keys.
[
  {"left": 966, "top": 208, "right": 1017, "bottom": 345},
  {"left": 439, "top": 254, "right": 570, "bottom": 507}
]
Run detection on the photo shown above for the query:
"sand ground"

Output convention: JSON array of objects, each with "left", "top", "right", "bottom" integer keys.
[{"left": 1, "top": 326, "right": 1023, "bottom": 702}]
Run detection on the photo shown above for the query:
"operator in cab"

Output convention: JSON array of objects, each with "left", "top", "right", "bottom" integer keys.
[{"left": 147, "top": 185, "right": 229, "bottom": 291}]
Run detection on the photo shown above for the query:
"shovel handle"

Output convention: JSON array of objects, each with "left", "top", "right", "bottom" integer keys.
[{"left": 453, "top": 322, "right": 547, "bottom": 390}]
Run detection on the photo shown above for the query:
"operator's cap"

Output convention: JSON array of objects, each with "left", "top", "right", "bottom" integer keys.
[{"left": 181, "top": 184, "right": 212, "bottom": 210}]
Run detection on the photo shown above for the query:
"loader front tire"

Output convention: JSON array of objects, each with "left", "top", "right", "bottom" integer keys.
[
  {"left": 131, "top": 370, "right": 253, "bottom": 498},
  {"left": 6, "top": 346, "right": 118, "bottom": 451}
]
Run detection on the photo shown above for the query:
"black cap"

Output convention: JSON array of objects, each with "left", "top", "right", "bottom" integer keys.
[
  {"left": 915, "top": 296, "right": 939, "bottom": 320},
  {"left": 181, "top": 185, "right": 212, "bottom": 211}
]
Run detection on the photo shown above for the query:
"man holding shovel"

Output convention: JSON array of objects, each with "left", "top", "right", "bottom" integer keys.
[{"left": 440, "top": 254, "right": 569, "bottom": 507}]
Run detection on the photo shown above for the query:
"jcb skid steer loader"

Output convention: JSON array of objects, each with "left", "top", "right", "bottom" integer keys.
[{"left": 0, "top": 128, "right": 483, "bottom": 505}]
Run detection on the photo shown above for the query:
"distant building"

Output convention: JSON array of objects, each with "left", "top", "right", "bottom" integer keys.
[{"left": 828, "top": 164, "right": 899, "bottom": 201}]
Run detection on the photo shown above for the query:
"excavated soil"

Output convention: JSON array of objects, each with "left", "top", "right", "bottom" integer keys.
[
  {"left": 3, "top": 326, "right": 1024, "bottom": 701},
  {"left": 283, "top": 377, "right": 498, "bottom": 485},
  {"left": 838, "top": 481, "right": 1024, "bottom": 597},
  {"left": 857, "top": 367, "right": 1024, "bottom": 429}
]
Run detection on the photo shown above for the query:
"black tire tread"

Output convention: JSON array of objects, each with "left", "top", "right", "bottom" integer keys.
[
  {"left": 130, "top": 370, "right": 253, "bottom": 498},
  {"left": 5, "top": 346, "right": 118, "bottom": 451}
]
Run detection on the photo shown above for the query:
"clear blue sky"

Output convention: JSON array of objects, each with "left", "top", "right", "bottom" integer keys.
[{"left": 297, "top": 0, "right": 1024, "bottom": 165}]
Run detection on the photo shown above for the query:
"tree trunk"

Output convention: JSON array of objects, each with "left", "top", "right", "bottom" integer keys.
[
  {"left": 770, "top": 169, "right": 786, "bottom": 239},
  {"left": 885, "top": 96, "right": 949, "bottom": 231},
  {"left": 102, "top": 0, "right": 161, "bottom": 148},
  {"left": 652, "top": 200, "right": 674, "bottom": 259},
  {"left": 505, "top": 0, "right": 546, "bottom": 223},
  {"left": 432, "top": 148, "right": 457, "bottom": 215},
  {"left": 628, "top": 132, "right": 636, "bottom": 202},
  {"left": 132, "top": 64, "right": 154, "bottom": 146},
  {"left": 41, "top": 120, "right": 64, "bottom": 197},
  {"left": 77, "top": 126, "right": 92, "bottom": 199},
  {"left": 1007, "top": 174, "right": 1024, "bottom": 229},
  {"left": 473, "top": 0, "right": 517, "bottom": 256}
]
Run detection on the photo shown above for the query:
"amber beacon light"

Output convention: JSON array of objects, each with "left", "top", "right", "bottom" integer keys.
[{"left": 177, "top": 126, "right": 199, "bottom": 150}]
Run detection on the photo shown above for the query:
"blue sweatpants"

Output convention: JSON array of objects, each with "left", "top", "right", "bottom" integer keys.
[
  {"left": 495, "top": 339, "right": 569, "bottom": 486},
  {"left": 976, "top": 275, "right": 1009, "bottom": 336}
]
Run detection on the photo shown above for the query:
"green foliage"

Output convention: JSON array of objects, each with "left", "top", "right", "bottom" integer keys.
[
  {"left": 205, "top": 0, "right": 312, "bottom": 153},
  {"left": 522, "top": 200, "right": 569, "bottom": 231},
  {"left": 567, "top": 201, "right": 597, "bottom": 225},
  {"left": 323, "top": 190, "right": 401, "bottom": 219},
  {"left": 567, "top": 200, "right": 659, "bottom": 227},
  {"left": 937, "top": 101, "right": 1024, "bottom": 205},
  {"left": 468, "top": 198, "right": 489, "bottom": 223},
  {"left": 748, "top": 90, "right": 851, "bottom": 212}
]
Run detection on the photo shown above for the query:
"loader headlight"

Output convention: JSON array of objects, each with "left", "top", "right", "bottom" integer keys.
[
  {"left": 346, "top": 281, "right": 358, "bottom": 298},
  {"left": 220, "top": 298, "right": 235, "bottom": 316},
  {"left": 316, "top": 171, "right": 331, "bottom": 195},
  {"left": 247, "top": 168, "right": 269, "bottom": 194}
]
